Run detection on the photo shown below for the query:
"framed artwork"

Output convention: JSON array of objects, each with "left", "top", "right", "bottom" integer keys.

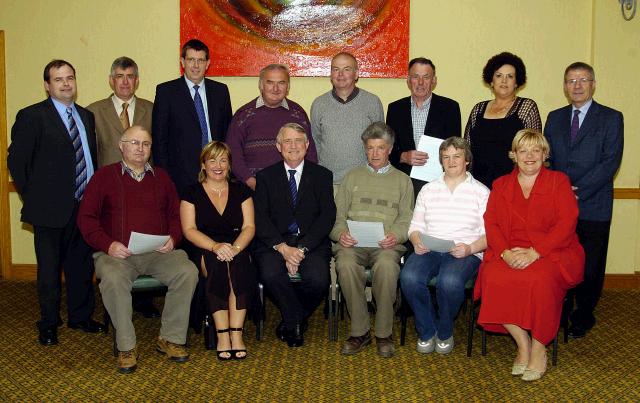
[{"left": 180, "top": 0, "right": 410, "bottom": 78}]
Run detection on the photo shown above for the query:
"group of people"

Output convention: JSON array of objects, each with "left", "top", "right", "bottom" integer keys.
[{"left": 8, "top": 38, "right": 623, "bottom": 382}]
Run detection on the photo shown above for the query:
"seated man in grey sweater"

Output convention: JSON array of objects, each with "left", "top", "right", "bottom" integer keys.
[
  {"left": 331, "top": 122, "right": 414, "bottom": 358},
  {"left": 310, "top": 52, "right": 384, "bottom": 185}
]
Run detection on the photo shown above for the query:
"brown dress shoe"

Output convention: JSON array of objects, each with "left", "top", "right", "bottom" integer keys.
[
  {"left": 376, "top": 336, "right": 395, "bottom": 358},
  {"left": 156, "top": 337, "right": 189, "bottom": 362},
  {"left": 341, "top": 332, "right": 372, "bottom": 355},
  {"left": 118, "top": 348, "right": 138, "bottom": 374}
]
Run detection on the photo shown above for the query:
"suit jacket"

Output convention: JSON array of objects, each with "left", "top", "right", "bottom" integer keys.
[
  {"left": 8, "top": 98, "right": 97, "bottom": 228},
  {"left": 544, "top": 100, "right": 624, "bottom": 221},
  {"left": 87, "top": 95, "right": 153, "bottom": 167},
  {"left": 152, "top": 77, "right": 232, "bottom": 194},
  {"left": 478, "top": 168, "right": 585, "bottom": 290},
  {"left": 387, "top": 93, "right": 461, "bottom": 177},
  {"left": 254, "top": 160, "right": 336, "bottom": 253}
]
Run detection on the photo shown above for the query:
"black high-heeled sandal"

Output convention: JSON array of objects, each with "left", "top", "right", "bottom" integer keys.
[
  {"left": 216, "top": 328, "right": 232, "bottom": 361},
  {"left": 230, "top": 327, "right": 247, "bottom": 360}
]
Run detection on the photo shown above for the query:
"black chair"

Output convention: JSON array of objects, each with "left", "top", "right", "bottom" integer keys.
[{"left": 103, "top": 275, "right": 168, "bottom": 357}]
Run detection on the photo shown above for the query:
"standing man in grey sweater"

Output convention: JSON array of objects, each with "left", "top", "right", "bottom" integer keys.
[{"left": 311, "top": 52, "right": 384, "bottom": 185}]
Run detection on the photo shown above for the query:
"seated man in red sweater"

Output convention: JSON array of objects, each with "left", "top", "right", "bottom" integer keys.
[{"left": 77, "top": 125, "right": 198, "bottom": 374}]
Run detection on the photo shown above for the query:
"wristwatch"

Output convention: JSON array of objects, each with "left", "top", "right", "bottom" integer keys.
[{"left": 298, "top": 246, "right": 309, "bottom": 253}]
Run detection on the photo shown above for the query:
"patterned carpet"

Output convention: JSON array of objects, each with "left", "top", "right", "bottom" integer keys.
[{"left": 0, "top": 280, "right": 638, "bottom": 402}]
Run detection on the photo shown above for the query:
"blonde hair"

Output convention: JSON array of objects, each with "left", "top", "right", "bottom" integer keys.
[{"left": 198, "top": 141, "right": 231, "bottom": 183}]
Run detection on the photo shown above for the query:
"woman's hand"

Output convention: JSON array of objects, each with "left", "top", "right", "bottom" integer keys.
[
  {"left": 409, "top": 232, "right": 429, "bottom": 255},
  {"left": 212, "top": 242, "right": 237, "bottom": 262},
  {"left": 504, "top": 247, "right": 539, "bottom": 269},
  {"left": 449, "top": 243, "right": 471, "bottom": 258}
]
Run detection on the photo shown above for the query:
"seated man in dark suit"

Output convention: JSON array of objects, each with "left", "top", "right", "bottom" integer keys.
[
  {"left": 77, "top": 126, "right": 198, "bottom": 373},
  {"left": 387, "top": 57, "right": 461, "bottom": 197},
  {"left": 253, "top": 123, "right": 336, "bottom": 347}
]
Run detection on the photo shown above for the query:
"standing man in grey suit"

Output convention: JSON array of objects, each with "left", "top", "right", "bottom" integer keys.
[
  {"left": 88, "top": 57, "right": 153, "bottom": 167},
  {"left": 8, "top": 60, "right": 105, "bottom": 346},
  {"left": 386, "top": 57, "right": 461, "bottom": 197},
  {"left": 544, "top": 62, "right": 624, "bottom": 339},
  {"left": 152, "top": 39, "right": 232, "bottom": 195},
  {"left": 87, "top": 56, "right": 158, "bottom": 318}
]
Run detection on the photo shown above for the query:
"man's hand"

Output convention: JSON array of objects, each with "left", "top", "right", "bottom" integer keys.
[
  {"left": 378, "top": 233, "right": 398, "bottom": 249},
  {"left": 409, "top": 232, "right": 429, "bottom": 255},
  {"left": 285, "top": 261, "right": 299, "bottom": 276},
  {"left": 449, "top": 243, "right": 471, "bottom": 259},
  {"left": 155, "top": 237, "right": 175, "bottom": 254},
  {"left": 278, "top": 244, "right": 305, "bottom": 266},
  {"left": 246, "top": 177, "right": 257, "bottom": 191},
  {"left": 400, "top": 150, "right": 428, "bottom": 166},
  {"left": 108, "top": 241, "right": 132, "bottom": 259},
  {"left": 339, "top": 231, "right": 358, "bottom": 248}
]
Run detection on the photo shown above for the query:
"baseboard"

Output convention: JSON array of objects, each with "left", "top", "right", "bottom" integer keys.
[{"left": 4, "top": 264, "right": 639, "bottom": 289}]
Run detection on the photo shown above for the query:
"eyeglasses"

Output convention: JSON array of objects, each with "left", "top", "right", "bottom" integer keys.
[
  {"left": 120, "top": 139, "right": 152, "bottom": 148},
  {"left": 184, "top": 57, "right": 207, "bottom": 65},
  {"left": 565, "top": 78, "right": 594, "bottom": 85}
]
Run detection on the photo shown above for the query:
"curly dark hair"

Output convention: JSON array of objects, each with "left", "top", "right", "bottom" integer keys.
[{"left": 482, "top": 52, "right": 527, "bottom": 86}]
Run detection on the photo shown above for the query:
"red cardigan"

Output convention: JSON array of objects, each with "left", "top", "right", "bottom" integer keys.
[
  {"left": 475, "top": 167, "right": 585, "bottom": 298},
  {"left": 77, "top": 163, "right": 182, "bottom": 253}
]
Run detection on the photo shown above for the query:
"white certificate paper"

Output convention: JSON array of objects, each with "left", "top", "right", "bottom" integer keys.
[
  {"left": 410, "top": 135, "right": 445, "bottom": 182},
  {"left": 347, "top": 220, "right": 385, "bottom": 248},
  {"left": 419, "top": 234, "right": 455, "bottom": 253},
  {"left": 127, "top": 231, "right": 170, "bottom": 254}
]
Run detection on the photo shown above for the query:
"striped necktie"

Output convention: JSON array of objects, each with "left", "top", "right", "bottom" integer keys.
[
  {"left": 66, "top": 107, "right": 87, "bottom": 199},
  {"left": 193, "top": 85, "right": 209, "bottom": 147},
  {"left": 570, "top": 110, "right": 580, "bottom": 143},
  {"left": 287, "top": 169, "right": 299, "bottom": 234},
  {"left": 120, "top": 102, "right": 130, "bottom": 130}
]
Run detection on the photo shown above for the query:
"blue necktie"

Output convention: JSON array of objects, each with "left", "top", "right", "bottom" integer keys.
[
  {"left": 193, "top": 85, "right": 209, "bottom": 147},
  {"left": 287, "top": 169, "right": 299, "bottom": 234},
  {"left": 570, "top": 110, "right": 580, "bottom": 144},
  {"left": 66, "top": 107, "right": 87, "bottom": 199}
]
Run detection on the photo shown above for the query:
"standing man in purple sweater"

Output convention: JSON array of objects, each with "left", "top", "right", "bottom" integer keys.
[{"left": 226, "top": 64, "right": 318, "bottom": 190}]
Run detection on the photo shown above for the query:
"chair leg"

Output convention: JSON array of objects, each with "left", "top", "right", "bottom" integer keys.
[
  {"left": 257, "top": 283, "right": 264, "bottom": 341},
  {"left": 552, "top": 335, "right": 558, "bottom": 366},
  {"left": 327, "top": 284, "right": 334, "bottom": 341},
  {"left": 481, "top": 329, "right": 487, "bottom": 356},
  {"left": 466, "top": 298, "right": 475, "bottom": 357},
  {"left": 399, "top": 292, "right": 408, "bottom": 346},
  {"left": 335, "top": 284, "right": 342, "bottom": 340}
]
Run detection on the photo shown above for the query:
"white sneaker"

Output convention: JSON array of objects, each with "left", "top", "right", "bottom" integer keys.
[
  {"left": 416, "top": 337, "right": 435, "bottom": 354},
  {"left": 435, "top": 336, "right": 454, "bottom": 355}
]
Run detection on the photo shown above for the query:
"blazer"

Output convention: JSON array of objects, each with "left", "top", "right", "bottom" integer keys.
[
  {"left": 87, "top": 95, "right": 153, "bottom": 167},
  {"left": 254, "top": 160, "right": 336, "bottom": 253},
  {"left": 8, "top": 98, "right": 97, "bottom": 228},
  {"left": 387, "top": 93, "right": 461, "bottom": 176},
  {"left": 480, "top": 168, "right": 585, "bottom": 288},
  {"left": 152, "top": 77, "right": 232, "bottom": 194},
  {"left": 544, "top": 100, "right": 624, "bottom": 221}
]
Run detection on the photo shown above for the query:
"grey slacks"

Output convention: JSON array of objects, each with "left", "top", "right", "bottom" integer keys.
[{"left": 95, "top": 250, "right": 198, "bottom": 351}]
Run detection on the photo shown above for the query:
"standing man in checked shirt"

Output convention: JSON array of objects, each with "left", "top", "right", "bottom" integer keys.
[{"left": 8, "top": 59, "right": 105, "bottom": 346}]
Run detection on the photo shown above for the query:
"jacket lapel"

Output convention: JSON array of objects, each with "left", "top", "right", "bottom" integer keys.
[
  {"left": 279, "top": 164, "right": 294, "bottom": 210},
  {"left": 102, "top": 96, "right": 125, "bottom": 134},
  {"left": 180, "top": 78, "right": 199, "bottom": 121},
  {"left": 132, "top": 98, "right": 148, "bottom": 126},
  {"left": 572, "top": 101, "right": 599, "bottom": 148},
  {"left": 45, "top": 98, "right": 74, "bottom": 147}
]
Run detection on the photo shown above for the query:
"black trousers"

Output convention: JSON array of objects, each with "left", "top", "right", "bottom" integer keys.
[
  {"left": 255, "top": 239, "right": 330, "bottom": 328},
  {"left": 569, "top": 219, "right": 611, "bottom": 329},
  {"left": 33, "top": 204, "right": 95, "bottom": 331}
]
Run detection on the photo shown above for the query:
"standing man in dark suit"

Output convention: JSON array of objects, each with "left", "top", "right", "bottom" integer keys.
[
  {"left": 88, "top": 57, "right": 154, "bottom": 167},
  {"left": 152, "top": 39, "right": 232, "bottom": 195},
  {"left": 253, "top": 123, "right": 336, "bottom": 347},
  {"left": 87, "top": 56, "right": 159, "bottom": 318},
  {"left": 8, "top": 60, "right": 105, "bottom": 346},
  {"left": 387, "top": 57, "right": 461, "bottom": 197},
  {"left": 544, "top": 62, "right": 624, "bottom": 339}
]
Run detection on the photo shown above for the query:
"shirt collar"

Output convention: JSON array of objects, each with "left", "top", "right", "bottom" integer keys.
[
  {"left": 256, "top": 96, "right": 289, "bottom": 110},
  {"left": 366, "top": 162, "right": 391, "bottom": 174},
  {"left": 331, "top": 87, "right": 359, "bottom": 104},
  {"left": 121, "top": 160, "right": 154, "bottom": 178},
  {"left": 184, "top": 76, "right": 205, "bottom": 89},
  {"left": 111, "top": 94, "right": 136, "bottom": 108},
  {"left": 572, "top": 98, "right": 593, "bottom": 115},
  {"left": 284, "top": 160, "right": 304, "bottom": 173},
  {"left": 50, "top": 97, "right": 75, "bottom": 115},
  {"left": 410, "top": 94, "right": 432, "bottom": 110}
]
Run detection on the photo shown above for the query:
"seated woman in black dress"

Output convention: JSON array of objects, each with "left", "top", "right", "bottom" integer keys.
[
  {"left": 180, "top": 141, "right": 255, "bottom": 360},
  {"left": 464, "top": 51, "right": 542, "bottom": 188}
]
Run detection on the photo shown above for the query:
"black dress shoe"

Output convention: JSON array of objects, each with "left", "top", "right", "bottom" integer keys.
[
  {"left": 285, "top": 324, "right": 304, "bottom": 348},
  {"left": 39, "top": 328, "right": 58, "bottom": 346},
  {"left": 135, "top": 304, "right": 161, "bottom": 319},
  {"left": 68, "top": 319, "right": 107, "bottom": 334},
  {"left": 568, "top": 324, "right": 588, "bottom": 339},
  {"left": 275, "top": 322, "right": 287, "bottom": 342}
]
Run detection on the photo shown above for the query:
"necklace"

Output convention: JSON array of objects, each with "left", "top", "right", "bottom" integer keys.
[
  {"left": 206, "top": 183, "right": 227, "bottom": 197},
  {"left": 490, "top": 97, "right": 516, "bottom": 114}
]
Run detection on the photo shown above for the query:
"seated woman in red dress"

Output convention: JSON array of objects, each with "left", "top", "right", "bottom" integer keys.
[{"left": 474, "top": 129, "right": 584, "bottom": 381}]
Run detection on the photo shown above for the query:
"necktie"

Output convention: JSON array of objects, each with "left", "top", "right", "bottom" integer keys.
[
  {"left": 120, "top": 102, "right": 130, "bottom": 130},
  {"left": 570, "top": 110, "right": 580, "bottom": 143},
  {"left": 287, "top": 169, "right": 299, "bottom": 234},
  {"left": 66, "top": 107, "right": 87, "bottom": 199},
  {"left": 193, "top": 85, "right": 209, "bottom": 147}
]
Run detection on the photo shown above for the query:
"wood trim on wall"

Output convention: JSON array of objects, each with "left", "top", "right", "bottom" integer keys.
[
  {"left": 613, "top": 188, "right": 640, "bottom": 199},
  {"left": 0, "top": 31, "right": 12, "bottom": 280}
]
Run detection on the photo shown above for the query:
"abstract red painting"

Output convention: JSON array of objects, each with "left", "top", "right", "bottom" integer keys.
[{"left": 180, "top": 0, "right": 410, "bottom": 78}]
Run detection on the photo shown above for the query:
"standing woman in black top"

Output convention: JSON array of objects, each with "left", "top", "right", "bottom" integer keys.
[{"left": 464, "top": 52, "right": 542, "bottom": 188}]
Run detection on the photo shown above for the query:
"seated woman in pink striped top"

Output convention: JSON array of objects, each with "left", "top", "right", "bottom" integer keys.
[{"left": 399, "top": 136, "right": 490, "bottom": 355}]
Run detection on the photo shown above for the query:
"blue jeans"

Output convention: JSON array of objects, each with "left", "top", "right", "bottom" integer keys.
[{"left": 400, "top": 252, "right": 480, "bottom": 341}]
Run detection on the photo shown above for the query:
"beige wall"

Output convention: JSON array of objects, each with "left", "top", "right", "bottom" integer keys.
[{"left": 1, "top": 0, "right": 638, "bottom": 273}]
